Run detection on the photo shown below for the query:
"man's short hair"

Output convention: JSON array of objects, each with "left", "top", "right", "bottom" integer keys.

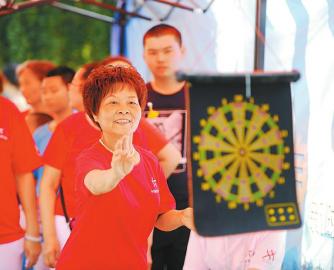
[
  {"left": 3, "top": 63, "right": 19, "bottom": 86},
  {"left": 46, "top": 66, "right": 75, "bottom": 84},
  {"left": 143, "top": 24, "right": 182, "bottom": 47}
]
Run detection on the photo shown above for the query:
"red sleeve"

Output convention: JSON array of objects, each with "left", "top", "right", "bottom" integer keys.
[
  {"left": 75, "top": 153, "right": 106, "bottom": 197},
  {"left": 155, "top": 162, "right": 175, "bottom": 214},
  {"left": 139, "top": 118, "right": 168, "bottom": 155},
  {"left": 43, "top": 123, "right": 68, "bottom": 170},
  {"left": 11, "top": 105, "right": 42, "bottom": 173}
]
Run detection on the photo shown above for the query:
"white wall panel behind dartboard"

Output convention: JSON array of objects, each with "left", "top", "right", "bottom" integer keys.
[{"left": 265, "top": 1, "right": 334, "bottom": 268}]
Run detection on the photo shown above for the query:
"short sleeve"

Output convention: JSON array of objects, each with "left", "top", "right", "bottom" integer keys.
[
  {"left": 183, "top": 232, "right": 208, "bottom": 270},
  {"left": 155, "top": 163, "right": 175, "bottom": 214},
  {"left": 43, "top": 123, "right": 68, "bottom": 169},
  {"left": 75, "top": 153, "right": 106, "bottom": 197},
  {"left": 11, "top": 106, "right": 42, "bottom": 173},
  {"left": 248, "top": 230, "right": 287, "bottom": 270},
  {"left": 138, "top": 118, "right": 168, "bottom": 155}
]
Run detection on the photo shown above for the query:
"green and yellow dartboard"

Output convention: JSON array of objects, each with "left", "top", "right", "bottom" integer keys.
[
  {"left": 184, "top": 72, "right": 301, "bottom": 236},
  {"left": 193, "top": 95, "right": 290, "bottom": 211}
]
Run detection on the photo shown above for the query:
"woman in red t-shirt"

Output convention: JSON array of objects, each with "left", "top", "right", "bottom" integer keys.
[{"left": 56, "top": 65, "right": 194, "bottom": 270}]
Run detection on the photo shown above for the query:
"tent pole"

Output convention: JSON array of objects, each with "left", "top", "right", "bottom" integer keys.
[
  {"left": 254, "top": 0, "right": 267, "bottom": 71},
  {"left": 110, "top": 0, "right": 127, "bottom": 56}
]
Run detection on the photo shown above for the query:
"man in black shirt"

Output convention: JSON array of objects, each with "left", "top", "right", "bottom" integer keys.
[{"left": 143, "top": 24, "right": 190, "bottom": 270}]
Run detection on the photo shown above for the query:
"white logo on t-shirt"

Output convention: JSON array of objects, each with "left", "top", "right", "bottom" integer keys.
[
  {"left": 151, "top": 178, "right": 159, "bottom": 194},
  {"left": 0, "top": 128, "right": 8, "bottom": 140}
]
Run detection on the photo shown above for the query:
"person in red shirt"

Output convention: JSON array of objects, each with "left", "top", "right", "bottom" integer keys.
[
  {"left": 0, "top": 96, "right": 42, "bottom": 269},
  {"left": 56, "top": 64, "right": 194, "bottom": 270},
  {"left": 68, "top": 56, "right": 131, "bottom": 112},
  {"left": 16, "top": 60, "right": 55, "bottom": 133},
  {"left": 40, "top": 58, "right": 181, "bottom": 268},
  {"left": 68, "top": 62, "right": 98, "bottom": 112},
  {"left": 33, "top": 66, "right": 76, "bottom": 187}
]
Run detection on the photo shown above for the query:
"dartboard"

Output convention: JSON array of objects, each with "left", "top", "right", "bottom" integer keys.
[{"left": 193, "top": 95, "right": 290, "bottom": 211}]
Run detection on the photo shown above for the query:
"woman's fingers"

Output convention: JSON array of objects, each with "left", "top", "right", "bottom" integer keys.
[
  {"left": 122, "top": 135, "right": 128, "bottom": 153},
  {"left": 114, "top": 138, "right": 123, "bottom": 155},
  {"left": 127, "top": 135, "right": 133, "bottom": 153},
  {"left": 126, "top": 135, "right": 134, "bottom": 157},
  {"left": 110, "top": 135, "right": 139, "bottom": 177},
  {"left": 113, "top": 135, "right": 137, "bottom": 163},
  {"left": 119, "top": 135, "right": 134, "bottom": 157}
]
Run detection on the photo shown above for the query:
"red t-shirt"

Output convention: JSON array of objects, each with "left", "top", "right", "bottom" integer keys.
[
  {"left": 56, "top": 142, "right": 175, "bottom": 270},
  {"left": 43, "top": 112, "right": 168, "bottom": 217},
  {"left": 0, "top": 97, "right": 42, "bottom": 244}
]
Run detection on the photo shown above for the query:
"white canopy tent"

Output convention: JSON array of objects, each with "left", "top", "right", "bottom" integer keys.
[{"left": 125, "top": 0, "right": 334, "bottom": 268}]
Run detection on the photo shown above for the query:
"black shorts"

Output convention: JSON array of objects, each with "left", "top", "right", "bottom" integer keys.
[{"left": 151, "top": 226, "right": 190, "bottom": 270}]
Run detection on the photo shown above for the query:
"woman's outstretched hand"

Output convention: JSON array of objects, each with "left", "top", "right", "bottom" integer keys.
[
  {"left": 84, "top": 135, "right": 140, "bottom": 195},
  {"left": 111, "top": 135, "right": 140, "bottom": 182}
]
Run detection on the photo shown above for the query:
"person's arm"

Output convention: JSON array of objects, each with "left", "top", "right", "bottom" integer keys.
[
  {"left": 155, "top": 207, "right": 194, "bottom": 231},
  {"left": 146, "top": 230, "right": 153, "bottom": 268},
  {"left": 84, "top": 168, "right": 121, "bottom": 195},
  {"left": 139, "top": 118, "right": 181, "bottom": 178},
  {"left": 156, "top": 142, "right": 181, "bottom": 178},
  {"left": 85, "top": 135, "right": 140, "bottom": 195},
  {"left": 7, "top": 98, "right": 42, "bottom": 268},
  {"left": 16, "top": 172, "right": 41, "bottom": 269},
  {"left": 39, "top": 165, "right": 61, "bottom": 268}
]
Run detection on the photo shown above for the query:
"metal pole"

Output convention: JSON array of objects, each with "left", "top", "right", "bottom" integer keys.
[
  {"left": 254, "top": 0, "right": 267, "bottom": 71},
  {"left": 51, "top": 2, "right": 115, "bottom": 23},
  {"left": 119, "top": 0, "right": 127, "bottom": 56}
]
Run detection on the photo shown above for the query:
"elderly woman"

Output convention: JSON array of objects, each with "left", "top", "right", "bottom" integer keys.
[{"left": 56, "top": 65, "right": 193, "bottom": 270}]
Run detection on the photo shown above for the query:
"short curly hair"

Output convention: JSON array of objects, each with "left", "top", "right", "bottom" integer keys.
[
  {"left": 83, "top": 65, "right": 147, "bottom": 128},
  {"left": 99, "top": 55, "right": 132, "bottom": 67}
]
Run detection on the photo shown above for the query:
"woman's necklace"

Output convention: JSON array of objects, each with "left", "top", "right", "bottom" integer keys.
[{"left": 99, "top": 138, "right": 114, "bottom": 153}]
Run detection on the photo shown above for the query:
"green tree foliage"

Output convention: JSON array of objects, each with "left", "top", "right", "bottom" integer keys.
[{"left": 0, "top": 2, "right": 112, "bottom": 69}]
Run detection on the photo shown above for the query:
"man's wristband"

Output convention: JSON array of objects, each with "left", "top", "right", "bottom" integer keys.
[{"left": 24, "top": 234, "right": 42, "bottom": 243}]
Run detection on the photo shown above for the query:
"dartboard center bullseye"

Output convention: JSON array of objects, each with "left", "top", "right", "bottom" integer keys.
[{"left": 238, "top": 147, "right": 247, "bottom": 157}]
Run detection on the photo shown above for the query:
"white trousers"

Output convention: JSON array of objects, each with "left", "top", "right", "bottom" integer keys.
[
  {"left": 54, "top": 215, "right": 71, "bottom": 250},
  {"left": 19, "top": 206, "right": 49, "bottom": 270},
  {"left": 44, "top": 215, "right": 71, "bottom": 270},
  {"left": 0, "top": 238, "right": 24, "bottom": 270},
  {"left": 19, "top": 208, "right": 71, "bottom": 270}
]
